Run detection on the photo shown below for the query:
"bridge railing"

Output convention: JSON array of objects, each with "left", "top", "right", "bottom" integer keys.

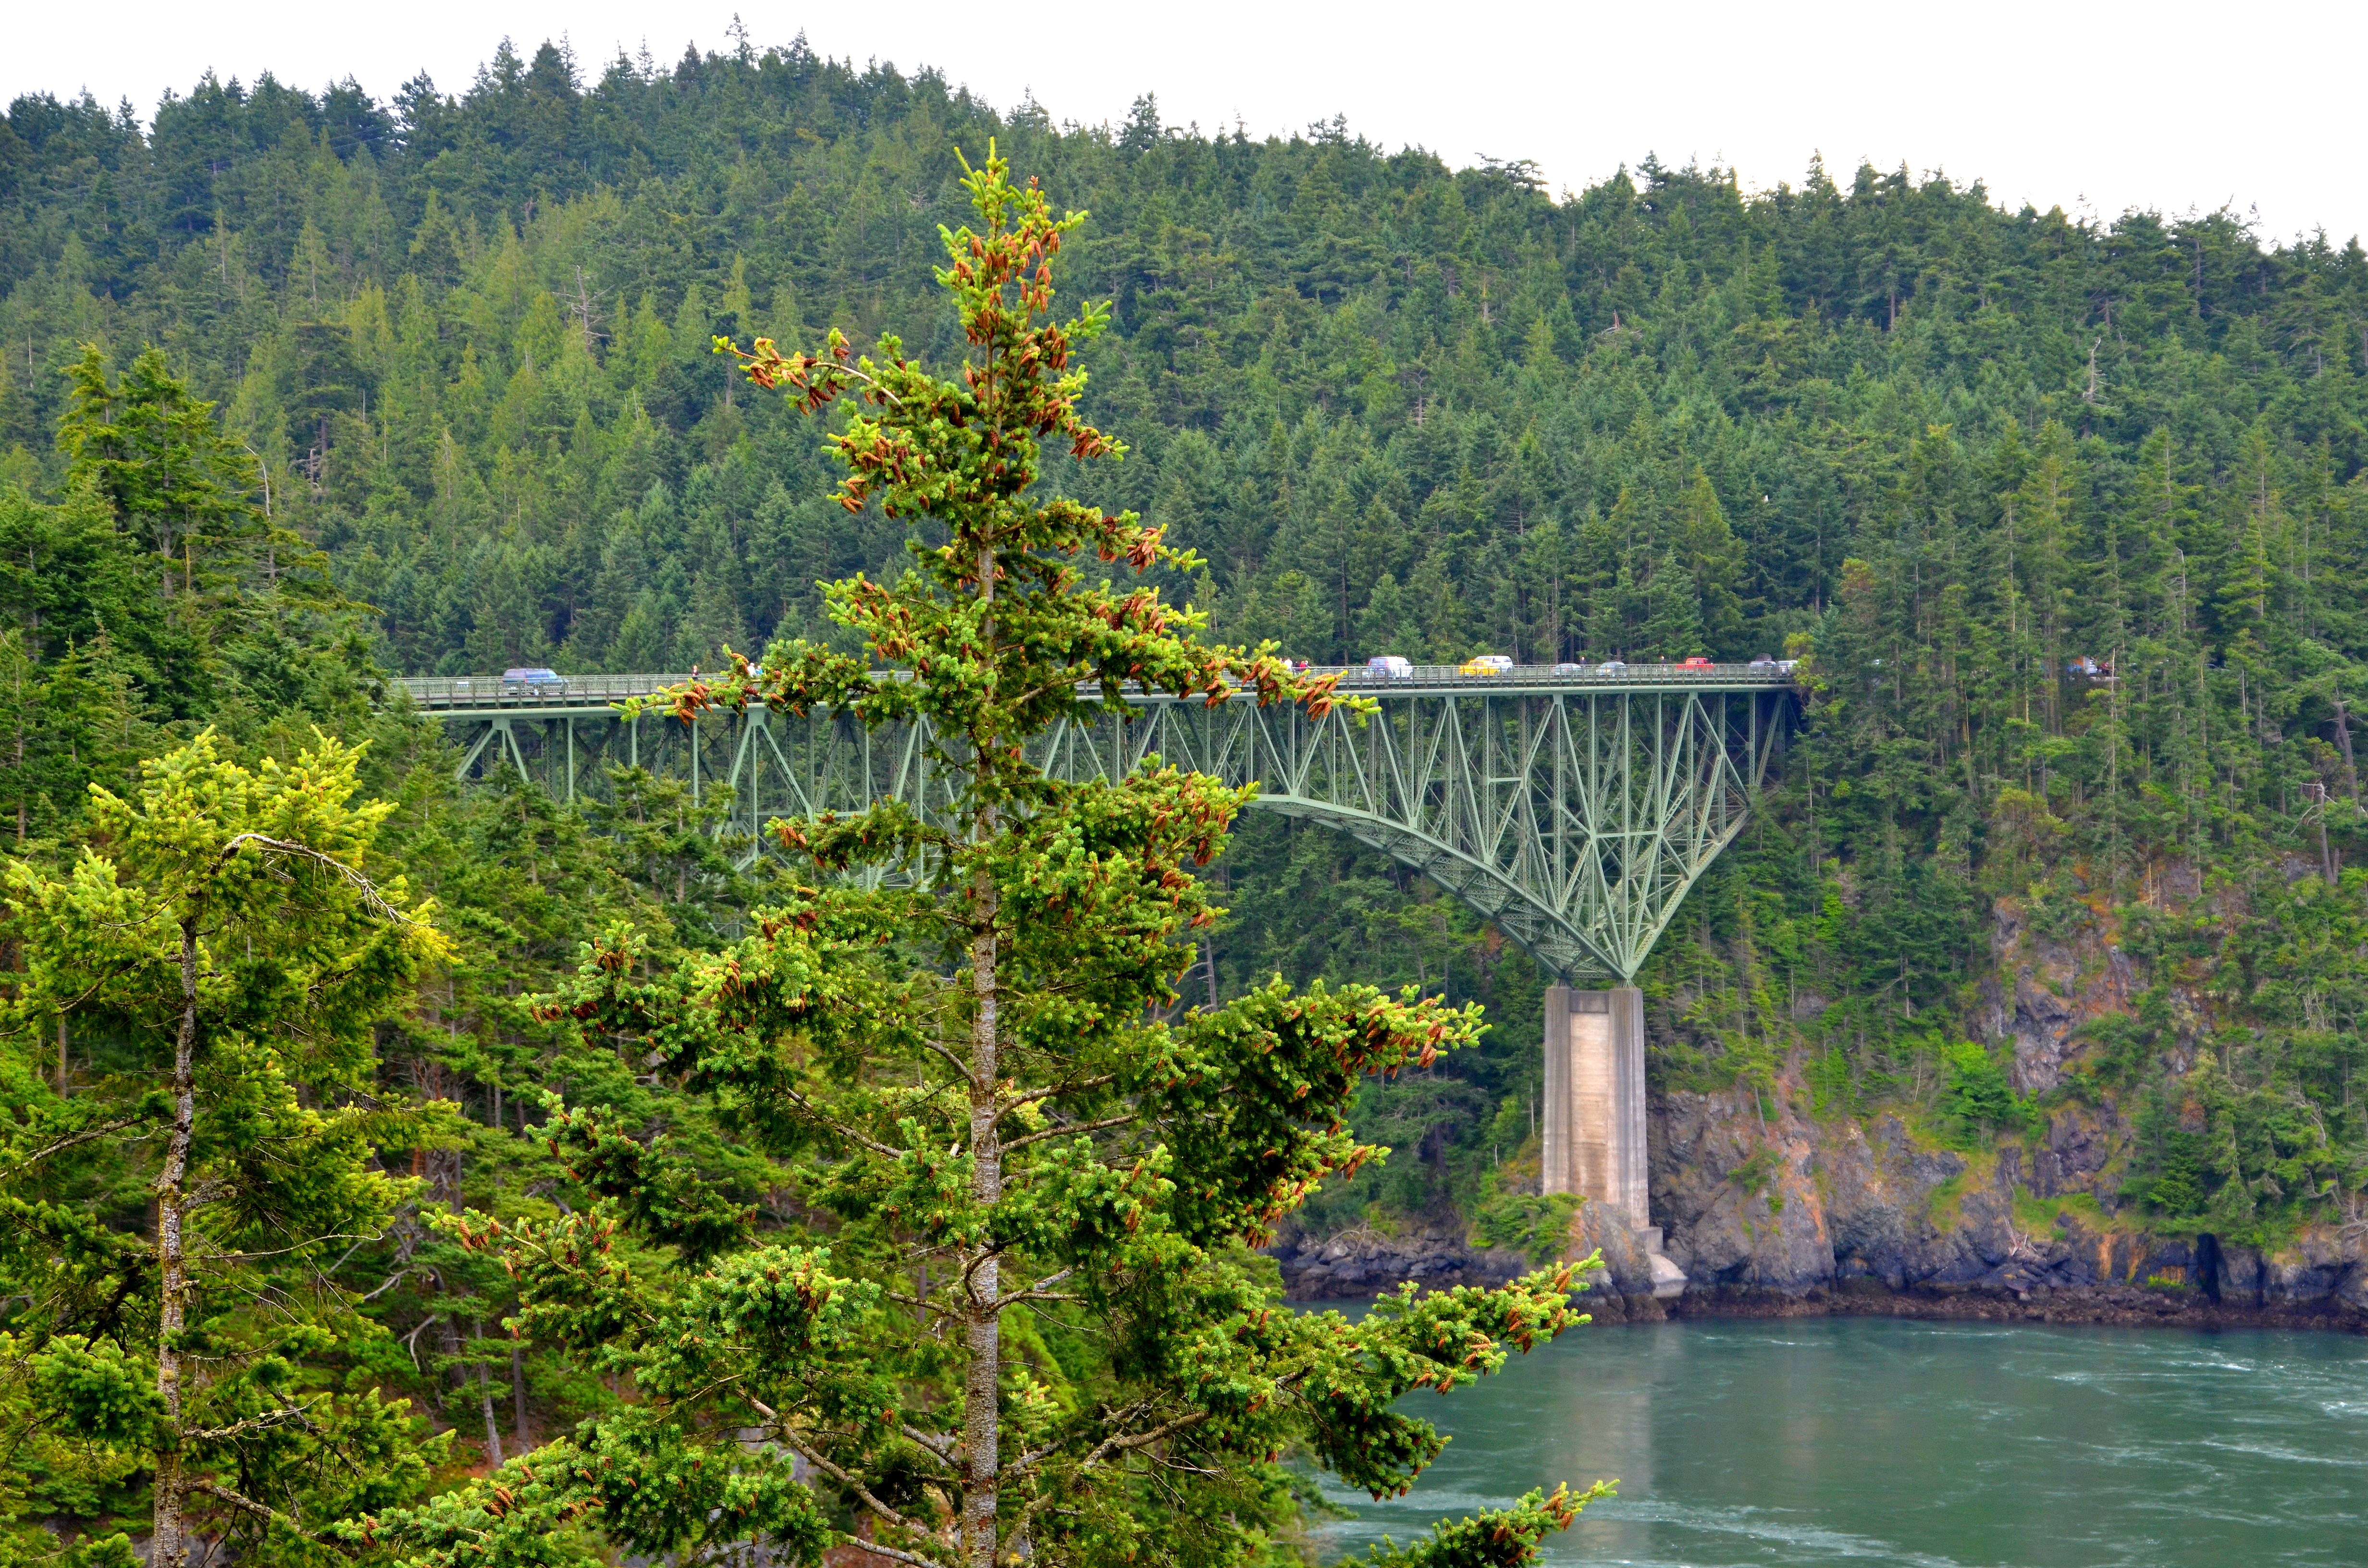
[
  {"left": 396, "top": 674, "right": 691, "bottom": 710},
  {"left": 1273, "top": 662, "right": 1793, "bottom": 691},
  {"left": 394, "top": 662, "right": 1794, "bottom": 712}
]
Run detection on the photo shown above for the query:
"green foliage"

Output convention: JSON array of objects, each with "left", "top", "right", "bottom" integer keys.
[
  {"left": 1727, "top": 1147, "right": 1785, "bottom": 1210},
  {"left": 2081, "top": 868, "right": 2368, "bottom": 1237},
  {"left": 1938, "top": 1040, "right": 2020, "bottom": 1147},
  {"left": 7, "top": 25, "right": 2368, "bottom": 1563},
  {"left": 28, "top": 1336, "right": 164, "bottom": 1446},
  {"left": 0, "top": 733, "right": 448, "bottom": 1564},
  {"left": 1350, "top": 1482, "right": 1611, "bottom": 1568},
  {"left": 0, "top": 344, "right": 390, "bottom": 860},
  {"left": 352, "top": 147, "right": 1596, "bottom": 1568},
  {"left": 1468, "top": 1187, "right": 1582, "bottom": 1266}
]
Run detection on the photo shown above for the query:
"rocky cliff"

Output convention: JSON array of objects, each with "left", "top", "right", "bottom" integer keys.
[
  {"left": 1648, "top": 1085, "right": 2368, "bottom": 1327},
  {"left": 1268, "top": 1199, "right": 1690, "bottom": 1317},
  {"left": 1279, "top": 879, "right": 2368, "bottom": 1331},
  {"left": 1643, "top": 886, "right": 2368, "bottom": 1329},
  {"left": 1278, "top": 1087, "right": 2368, "bottom": 1327}
]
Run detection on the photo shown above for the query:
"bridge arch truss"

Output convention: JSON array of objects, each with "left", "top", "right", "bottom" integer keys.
[{"left": 408, "top": 669, "right": 1791, "bottom": 983}]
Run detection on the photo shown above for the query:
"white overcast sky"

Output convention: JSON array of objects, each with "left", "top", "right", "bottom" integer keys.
[{"left": 8, "top": 0, "right": 2363, "bottom": 247}]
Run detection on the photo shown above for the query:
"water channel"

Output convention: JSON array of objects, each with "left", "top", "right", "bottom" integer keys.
[{"left": 1309, "top": 1315, "right": 2368, "bottom": 1567}]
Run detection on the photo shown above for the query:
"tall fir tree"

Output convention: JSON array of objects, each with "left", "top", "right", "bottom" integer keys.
[{"left": 361, "top": 146, "right": 1600, "bottom": 1568}]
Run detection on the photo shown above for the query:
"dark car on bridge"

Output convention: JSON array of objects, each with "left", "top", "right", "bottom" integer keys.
[{"left": 500, "top": 667, "right": 568, "bottom": 695}]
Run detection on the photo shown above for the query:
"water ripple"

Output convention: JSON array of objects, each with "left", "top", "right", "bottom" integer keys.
[{"left": 1312, "top": 1317, "right": 2368, "bottom": 1567}]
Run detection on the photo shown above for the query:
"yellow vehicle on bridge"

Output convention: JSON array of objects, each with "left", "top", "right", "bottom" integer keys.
[{"left": 1458, "top": 654, "right": 1514, "bottom": 675}]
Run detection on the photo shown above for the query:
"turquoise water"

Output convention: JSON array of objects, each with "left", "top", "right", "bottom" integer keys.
[{"left": 1310, "top": 1316, "right": 2368, "bottom": 1567}]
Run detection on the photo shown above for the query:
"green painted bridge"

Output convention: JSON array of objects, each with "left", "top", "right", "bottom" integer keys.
[{"left": 402, "top": 664, "right": 1792, "bottom": 985}]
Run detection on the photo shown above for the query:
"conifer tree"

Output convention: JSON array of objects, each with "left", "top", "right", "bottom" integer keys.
[
  {"left": 365, "top": 145, "right": 1599, "bottom": 1568},
  {"left": 1, "top": 733, "right": 447, "bottom": 1566}
]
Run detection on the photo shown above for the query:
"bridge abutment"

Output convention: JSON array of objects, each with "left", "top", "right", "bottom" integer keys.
[{"left": 1543, "top": 984, "right": 1685, "bottom": 1298}]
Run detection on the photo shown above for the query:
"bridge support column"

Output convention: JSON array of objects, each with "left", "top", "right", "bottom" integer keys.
[
  {"left": 1543, "top": 985, "right": 1647, "bottom": 1227},
  {"left": 1543, "top": 985, "right": 1682, "bottom": 1297}
]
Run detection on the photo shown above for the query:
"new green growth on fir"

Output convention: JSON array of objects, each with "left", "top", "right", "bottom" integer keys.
[{"left": 355, "top": 147, "right": 1601, "bottom": 1568}]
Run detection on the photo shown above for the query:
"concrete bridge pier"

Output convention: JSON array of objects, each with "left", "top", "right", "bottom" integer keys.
[{"left": 1542, "top": 985, "right": 1686, "bottom": 1298}]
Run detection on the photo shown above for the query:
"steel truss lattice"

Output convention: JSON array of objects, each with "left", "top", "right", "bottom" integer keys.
[{"left": 407, "top": 670, "right": 1791, "bottom": 983}]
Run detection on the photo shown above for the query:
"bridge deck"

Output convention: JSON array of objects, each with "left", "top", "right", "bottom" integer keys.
[{"left": 394, "top": 663, "right": 1795, "bottom": 719}]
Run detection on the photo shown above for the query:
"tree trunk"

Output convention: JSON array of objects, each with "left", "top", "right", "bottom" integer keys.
[
  {"left": 437, "top": 1313, "right": 466, "bottom": 1424},
  {"left": 2334, "top": 692, "right": 2361, "bottom": 810},
  {"left": 962, "top": 530, "right": 1001, "bottom": 1568},
  {"left": 962, "top": 894, "right": 1001, "bottom": 1568},
  {"left": 510, "top": 1335, "right": 531, "bottom": 1453},
  {"left": 151, "top": 917, "right": 201, "bottom": 1567},
  {"left": 475, "top": 1321, "right": 504, "bottom": 1466}
]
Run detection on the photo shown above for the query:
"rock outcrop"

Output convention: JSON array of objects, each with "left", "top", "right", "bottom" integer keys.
[
  {"left": 1267, "top": 1215, "right": 1529, "bottom": 1300},
  {"left": 1274, "top": 879, "right": 2368, "bottom": 1332},
  {"left": 1649, "top": 1088, "right": 2368, "bottom": 1328},
  {"left": 1560, "top": 1196, "right": 1679, "bottom": 1322},
  {"left": 1634, "top": 884, "right": 2368, "bottom": 1329},
  {"left": 1272, "top": 1087, "right": 2368, "bottom": 1330}
]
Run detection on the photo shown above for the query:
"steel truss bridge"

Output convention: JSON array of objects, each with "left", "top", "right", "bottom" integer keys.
[{"left": 399, "top": 666, "right": 1792, "bottom": 982}]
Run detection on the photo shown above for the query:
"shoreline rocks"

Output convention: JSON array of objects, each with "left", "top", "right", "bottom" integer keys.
[
  {"left": 1663, "top": 1276, "right": 2368, "bottom": 1333},
  {"left": 1269, "top": 1198, "right": 1686, "bottom": 1323},
  {"left": 1649, "top": 1085, "right": 2368, "bottom": 1331},
  {"left": 1267, "top": 1214, "right": 1529, "bottom": 1300},
  {"left": 1273, "top": 1082, "right": 2368, "bottom": 1336}
]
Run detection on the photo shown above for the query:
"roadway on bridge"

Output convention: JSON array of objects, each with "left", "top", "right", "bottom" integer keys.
[{"left": 395, "top": 662, "right": 1795, "bottom": 718}]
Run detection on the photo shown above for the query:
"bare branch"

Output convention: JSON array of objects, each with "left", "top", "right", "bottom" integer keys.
[
  {"left": 828, "top": 359, "right": 906, "bottom": 409},
  {"left": 186, "top": 1480, "right": 341, "bottom": 1549},
  {"left": 822, "top": 1537, "right": 940, "bottom": 1568},
  {"left": 210, "top": 833, "right": 419, "bottom": 928},
  {"left": 995, "top": 1267, "right": 1076, "bottom": 1309},
  {"left": 732, "top": 1390, "right": 941, "bottom": 1552},
  {"left": 776, "top": 1083, "right": 914, "bottom": 1162},
  {"left": 356, "top": 1269, "right": 412, "bottom": 1304},
  {"left": 1012, "top": 1408, "right": 1213, "bottom": 1478},
  {"left": 315, "top": 1232, "right": 379, "bottom": 1281},
  {"left": 186, "top": 1400, "right": 324, "bottom": 1443},
  {"left": 0, "top": 1115, "right": 148, "bottom": 1185},
  {"left": 996, "top": 1073, "right": 1118, "bottom": 1114},
  {"left": 900, "top": 1424, "right": 958, "bottom": 1465},
  {"left": 771, "top": 1424, "right": 935, "bottom": 1548},
  {"left": 999, "top": 1112, "right": 1136, "bottom": 1153},
  {"left": 216, "top": 1230, "right": 379, "bottom": 1263},
  {"left": 909, "top": 1030, "right": 973, "bottom": 1081},
  {"left": 1080, "top": 1409, "right": 1213, "bottom": 1468},
  {"left": 402, "top": 1314, "right": 442, "bottom": 1372}
]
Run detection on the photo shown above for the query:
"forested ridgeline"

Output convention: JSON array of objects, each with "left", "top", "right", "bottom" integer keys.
[{"left": 2, "top": 31, "right": 2368, "bottom": 1560}]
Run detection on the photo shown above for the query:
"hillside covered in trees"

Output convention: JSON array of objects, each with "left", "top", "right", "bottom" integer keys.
[{"left": 3, "top": 27, "right": 2368, "bottom": 1560}]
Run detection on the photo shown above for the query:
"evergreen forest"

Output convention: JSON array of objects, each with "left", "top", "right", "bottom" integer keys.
[{"left": 2, "top": 29, "right": 2367, "bottom": 1567}]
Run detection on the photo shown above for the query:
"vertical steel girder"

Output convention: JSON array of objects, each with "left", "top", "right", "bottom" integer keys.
[{"left": 443, "top": 687, "right": 1786, "bottom": 984}]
